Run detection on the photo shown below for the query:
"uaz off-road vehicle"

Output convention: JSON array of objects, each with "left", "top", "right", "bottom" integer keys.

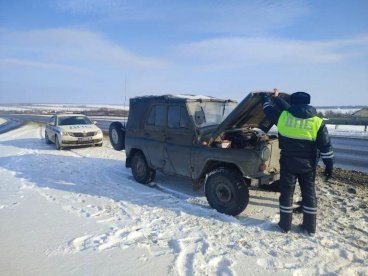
[{"left": 109, "top": 92, "right": 287, "bottom": 216}]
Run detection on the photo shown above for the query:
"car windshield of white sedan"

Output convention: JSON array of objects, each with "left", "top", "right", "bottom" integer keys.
[{"left": 58, "top": 116, "right": 93, "bottom": 126}]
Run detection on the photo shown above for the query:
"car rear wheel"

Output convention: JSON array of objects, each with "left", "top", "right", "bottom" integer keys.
[
  {"left": 205, "top": 168, "right": 249, "bottom": 216},
  {"left": 109, "top": 122, "right": 125, "bottom": 150},
  {"left": 131, "top": 152, "right": 156, "bottom": 185},
  {"left": 55, "top": 136, "right": 63, "bottom": 150}
]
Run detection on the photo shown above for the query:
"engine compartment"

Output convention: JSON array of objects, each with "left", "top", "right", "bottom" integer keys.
[{"left": 214, "top": 128, "right": 276, "bottom": 149}]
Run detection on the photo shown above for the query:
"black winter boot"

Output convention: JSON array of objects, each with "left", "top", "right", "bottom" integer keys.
[
  {"left": 278, "top": 212, "right": 292, "bottom": 233},
  {"left": 302, "top": 213, "right": 316, "bottom": 234}
]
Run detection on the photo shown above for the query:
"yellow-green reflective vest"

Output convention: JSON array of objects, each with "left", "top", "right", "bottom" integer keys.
[{"left": 277, "top": 111, "right": 323, "bottom": 141}]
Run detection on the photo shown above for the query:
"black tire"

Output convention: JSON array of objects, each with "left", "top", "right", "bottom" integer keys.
[
  {"left": 45, "top": 131, "right": 51, "bottom": 144},
  {"left": 131, "top": 152, "right": 156, "bottom": 185},
  {"left": 109, "top": 122, "right": 125, "bottom": 151},
  {"left": 55, "top": 136, "right": 63, "bottom": 150},
  {"left": 205, "top": 168, "right": 249, "bottom": 216}
]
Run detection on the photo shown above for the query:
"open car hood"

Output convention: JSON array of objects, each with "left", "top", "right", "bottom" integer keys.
[{"left": 208, "top": 91, "right": 290, "bottom": 145}]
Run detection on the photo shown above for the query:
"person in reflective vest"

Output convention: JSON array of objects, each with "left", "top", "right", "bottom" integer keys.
[{"left": 262, "top": 89, "right": 334, "bottom": 235}]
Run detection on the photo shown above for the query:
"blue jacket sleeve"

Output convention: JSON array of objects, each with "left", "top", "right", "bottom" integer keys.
[{"left": 316, "top": 123, "right": 334, "bottom": 166}]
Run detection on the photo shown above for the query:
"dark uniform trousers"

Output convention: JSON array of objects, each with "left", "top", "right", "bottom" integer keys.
[{"left": 279, "top": 155, "right": 317, "bottom": 233}]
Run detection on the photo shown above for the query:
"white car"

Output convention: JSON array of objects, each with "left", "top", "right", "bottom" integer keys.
[{"left": 45, "top": 114, "right": 103, "bottom": 150}]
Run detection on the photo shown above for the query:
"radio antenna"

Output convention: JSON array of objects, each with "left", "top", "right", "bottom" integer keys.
[{"left": 123, "top": 75, "right": 127, "bottom": 118}]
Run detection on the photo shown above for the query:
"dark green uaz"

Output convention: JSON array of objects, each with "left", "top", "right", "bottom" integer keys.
[{"left": 109, "top": 92, "right": 285, "bottom": 216}]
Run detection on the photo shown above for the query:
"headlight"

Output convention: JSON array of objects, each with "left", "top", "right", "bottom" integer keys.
[
  {"left": 97, "top": 130, "right": 103, "bottom": 134},
  {"left": 260, "top": 146, "right": 271, "bottom": 161}
]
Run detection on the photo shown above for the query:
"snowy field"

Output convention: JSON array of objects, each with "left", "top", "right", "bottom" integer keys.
[
  {"left": 0, "top": 103, "right": 126, "bottom": 113},
  {"left": 0, "top": 123, "right": 367, "bottom": 276}
]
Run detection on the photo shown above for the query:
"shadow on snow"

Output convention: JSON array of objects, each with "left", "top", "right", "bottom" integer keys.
[{"left": 0, "top": 139, "right": 277, "bottom": 228}]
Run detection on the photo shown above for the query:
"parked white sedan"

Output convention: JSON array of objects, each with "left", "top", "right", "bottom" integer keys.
[{"left": 45, "top": 114, "right": 103, "bottom": 150}]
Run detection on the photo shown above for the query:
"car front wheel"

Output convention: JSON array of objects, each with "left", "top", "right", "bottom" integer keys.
[
  {"left": 55, "top": 135, "right": 63, "bottom": 150},
  {"left": 45, "top": 131, "right": 51, "bottom": 144},
  {"left": 205, "top": 168, "right": 249, "bottom": 216},
  {"left": 131, "top": 152, "right": 156, "bottom": 185}
]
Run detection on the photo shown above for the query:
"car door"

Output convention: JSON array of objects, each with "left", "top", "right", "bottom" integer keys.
[
  {"left": 143, "top": 104, "right": 167, "bottom": 171},
  {"left": 164, "top": 104, "right": 194, "bottom": 177}
]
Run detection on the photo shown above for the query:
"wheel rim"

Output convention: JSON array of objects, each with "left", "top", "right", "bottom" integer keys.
[
  {"left": 111, "top": 129, "right": 119, "bottom": 145},
  {"left": 215, "top": 183, "right": 232, "bottom": 203},
  {"left": 134, "top": 158, "right": 146, "bottom": 179}
]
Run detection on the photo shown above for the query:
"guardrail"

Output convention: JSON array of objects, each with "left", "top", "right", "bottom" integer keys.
[
  {"left": 326, "top": 117, "right": 368, "bottom": 131},
  {"left": 0, "top": 114, "right": 127, "bottom": 134}
]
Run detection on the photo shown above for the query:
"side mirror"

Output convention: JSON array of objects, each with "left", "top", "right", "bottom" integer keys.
[{"left": 93, "top": 121, "right": 97, "bottom": 125}]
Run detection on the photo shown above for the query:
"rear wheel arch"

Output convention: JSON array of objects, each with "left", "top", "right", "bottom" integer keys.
[
  {"left": 192, "top": 160, "right": 244, "bottom": 190},
  {"left": 202, "top": 160, "right": 243, "bottom": 179},
  {"left": 130, "top": 150, "right": 156, "bottom": 185},
  {"left": 126, "top": 148, "right": 144, "bottom": 168}
]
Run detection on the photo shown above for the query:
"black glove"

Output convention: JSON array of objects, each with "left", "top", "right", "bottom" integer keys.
[
  {"left": 260, "top": 93, "right": 267, "bottom": 100},
  {"left": 324, "top": 165, "right": 333, "bottom": 181},
  {"left": 323, "top": 158, "right": 333, "bottom": 181}
]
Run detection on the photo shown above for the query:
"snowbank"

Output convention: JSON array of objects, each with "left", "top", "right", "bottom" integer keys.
[
  {"left": 326, "top": 124, "right": 368, "bottom": 138},
  {"left": 0, "top": 124, "right": 367, "bottom": 275}
]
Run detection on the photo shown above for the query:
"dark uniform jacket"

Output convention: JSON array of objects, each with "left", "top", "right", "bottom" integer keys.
[{"left": 262, "top": 96, "right": 334, "bottom": 167}]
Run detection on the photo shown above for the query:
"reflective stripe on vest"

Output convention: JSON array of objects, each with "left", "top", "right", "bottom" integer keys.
[{"left": 277, "top": 111, "right": 323, "bottom": 141}]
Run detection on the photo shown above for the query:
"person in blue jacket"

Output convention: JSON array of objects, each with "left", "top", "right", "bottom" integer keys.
[{"left": 262, "top": 89, "right": 334, "bottom": 235}]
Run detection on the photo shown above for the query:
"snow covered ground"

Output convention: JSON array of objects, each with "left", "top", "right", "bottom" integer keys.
[
  {"left": 316, "top": 108, "right": 360, "bottom": 115},
  {"left": 0, "top": 123, "right": 367, "bottom": 275},
  {"left": 326, "top": 124, "right": 368, "bottom": 138}
]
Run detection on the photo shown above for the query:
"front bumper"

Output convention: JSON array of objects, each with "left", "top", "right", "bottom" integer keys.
[{"left": 60, "top": 134, "right": 103, "bottom": 146}]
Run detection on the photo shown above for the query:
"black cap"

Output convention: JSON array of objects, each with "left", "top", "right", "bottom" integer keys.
[{"left": 290, "top": 92, "right": 310, "bottom": 105}]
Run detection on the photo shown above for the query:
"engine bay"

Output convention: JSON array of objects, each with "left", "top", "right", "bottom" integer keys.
[{"left": 214, "top": 128, "right": 276, "bottom": 149}]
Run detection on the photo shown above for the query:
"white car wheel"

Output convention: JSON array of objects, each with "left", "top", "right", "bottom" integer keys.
[{"left": 55, "top": 136, "right": 63, "bottom": 150}]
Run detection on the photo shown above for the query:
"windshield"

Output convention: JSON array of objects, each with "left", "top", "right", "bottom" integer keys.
[
  {"left": 58, "top": 116, "right": 93, "bottom": 126},
  {"left": 187, "top": 101, "right": 237, "bottom": 127}
]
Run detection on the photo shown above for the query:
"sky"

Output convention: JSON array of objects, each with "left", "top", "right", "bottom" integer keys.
[{"left": 0, "top": 0, "right": 367, "bottom": 106}]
